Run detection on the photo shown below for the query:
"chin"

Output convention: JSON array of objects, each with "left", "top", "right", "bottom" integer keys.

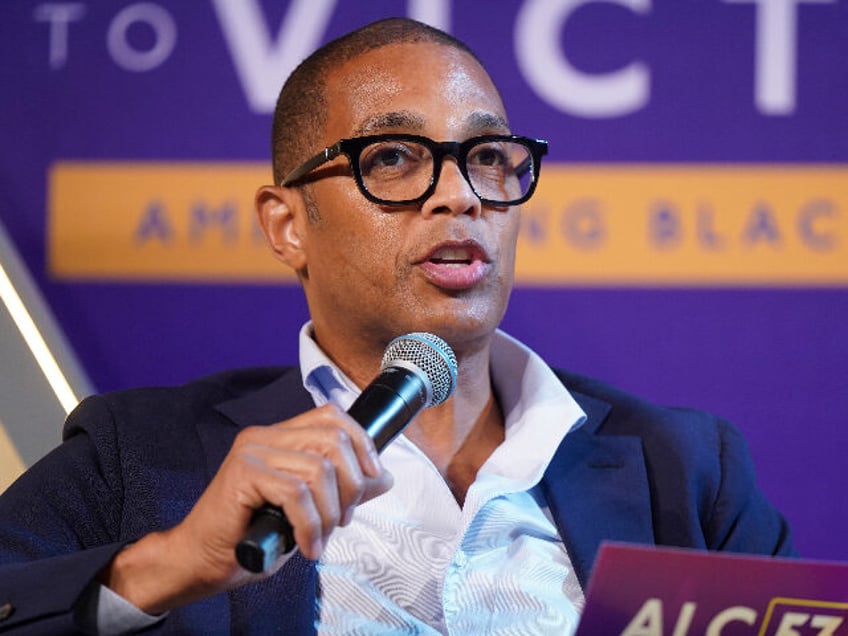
[
  {"left": 392, "top": 287, "right": 507, "bottom": 341},
  {"left": 413, "top": 310, "right": 501, "bottom": 347}
]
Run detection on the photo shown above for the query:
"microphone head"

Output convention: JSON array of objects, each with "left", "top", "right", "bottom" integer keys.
[{"left": 381, "top": 332, "right": 458, "bottom": 407}]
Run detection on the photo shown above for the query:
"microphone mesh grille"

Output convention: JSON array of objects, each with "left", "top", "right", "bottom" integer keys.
[{"left": 381, "top": 332, "right": 458, "bottom": 407}]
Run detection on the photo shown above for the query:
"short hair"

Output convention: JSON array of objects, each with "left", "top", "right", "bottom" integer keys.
[{"left": 270, "top": 18, "right": 483, "bottom": 185}]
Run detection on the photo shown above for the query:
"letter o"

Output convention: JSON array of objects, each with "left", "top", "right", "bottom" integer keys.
[{"left": 107, "top": 3, "right": 177, "bottom": 72}]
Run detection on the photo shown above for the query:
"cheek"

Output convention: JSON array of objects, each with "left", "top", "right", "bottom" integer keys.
[
  {"left": 489, "top": 214, "right": 520, "bottom": 307},
  {"left": 497, "top": 212, "right": 521, "bottom": 268},
  {"left": 317, "top": 203, "right": 406, "bottom": 286}
]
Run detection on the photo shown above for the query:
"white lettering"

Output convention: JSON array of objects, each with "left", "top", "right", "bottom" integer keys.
[
  {"left": 515, "top": 0, "right": 650, "bottom": 118},
  {"left": 810, "top": 614, "right": 843, "bottom": 636},
  {"left": 705, "top": 606, "right": 758, "bottom": 635},
  {"left": 33, "top": 2, "right": 86, "bottom": 69},
  {"left": 774, "top": 611, "right": 810, "bottom": 635},
  {"left": 774, "top": 613, "right": 845, "bottom": 636},
  {"left": 407, "top": 0, "right": 451, "bottom": 32},
  {"left": 107, "top": 3, "right": 177, "bottom": 72},
  {"left": 672, "top": 602, "right": 698, "bottom": 636},
  {"left": 721, "top": 0, "right": 836, "bottom": 115},
  {"left": 621, "top": 598, "right": 663, "bottom": 636},
  {"left": 212, "top": 0, "right": 336, "bottom": 114}
]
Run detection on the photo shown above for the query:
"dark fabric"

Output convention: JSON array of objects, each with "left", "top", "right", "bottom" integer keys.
[{"left": 0, "top": 366, "right": 794, "bottom": 634}]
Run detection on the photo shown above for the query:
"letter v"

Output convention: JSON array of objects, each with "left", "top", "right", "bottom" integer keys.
[{"left": 212, "top": 0, "right": 336, "bottom": 113}]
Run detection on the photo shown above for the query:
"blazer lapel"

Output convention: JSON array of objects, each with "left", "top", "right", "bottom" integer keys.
[
  {"left": 541, "top": 390, "right": 655, "bottom": 588},
  {"left": 196, "top": 367, "right": 316, "bottom": 473},
  {"left": 196, "top": 367, "right": 319, "bottom": 634},
  {"left": 213, "top": 366, "right": 316, "bottom": 426}
]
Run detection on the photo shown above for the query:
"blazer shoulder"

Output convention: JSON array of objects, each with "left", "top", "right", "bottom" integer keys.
[
  {"left": 118, "top": 365, "right": 297, "bottom": 404},
  {"left": 554, "top": 367, "right": 728, "bottom": 438},
  {"left": 59, "top": 366, "right": 305, "bottom": 480},
  {"left": 551, "top": 367, "right": 744, "bottom": 479},
  {"left": 65, "top": 366, "right": 296, "bottom": 430},
  {"left": 548, "top": 368, "right": 795, "bottom": 558}
]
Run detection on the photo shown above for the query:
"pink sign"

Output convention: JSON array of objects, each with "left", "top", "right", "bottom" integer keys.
[{"left": 576, "top": 543, "right": 848, "bottom": 635}]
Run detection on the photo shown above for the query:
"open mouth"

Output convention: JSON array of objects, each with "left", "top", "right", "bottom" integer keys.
[
  {"left": 418, "top": 241, "right": 491, "bottom": 290},
  {"left": 424, "top": 240, "right": 489, "bottom": 265},
  {"left": 429, "top": 246, "right": 476, "bottom": 266}
]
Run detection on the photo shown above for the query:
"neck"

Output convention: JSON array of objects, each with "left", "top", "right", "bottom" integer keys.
[
  {"left": 312, "top": 323, "right": 506, "bottom": 504},
  {"left": 404, "top": 341, "right": 505, "bottom": 505}
]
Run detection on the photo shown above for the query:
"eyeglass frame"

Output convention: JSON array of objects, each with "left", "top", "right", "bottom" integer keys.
[{"left": 280, "top": 133, "right": 549, "bottom": 207}]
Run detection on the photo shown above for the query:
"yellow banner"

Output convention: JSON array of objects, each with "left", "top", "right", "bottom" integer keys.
[
  {"left": 48, "top": 162, "right": 848, "bottom": 285},
  {"left": 0, "top": 419, "right": 25, "bottom": 493},
  {"left": 521, "top": 164, "right": 847, "bottom": 285},
  {"left": 48, "top": 162, "right": 293, "bottom": 281}
]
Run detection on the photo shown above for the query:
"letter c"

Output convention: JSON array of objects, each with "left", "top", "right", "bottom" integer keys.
[
  {"left": 798, "top": 199, "right": 837, "bottom": 251},
  {"left": 706, "top": 606, "right": 758, "bottom": 635},
  {"left": 515, "top": 0, "right": 651, "bottom": 118}
]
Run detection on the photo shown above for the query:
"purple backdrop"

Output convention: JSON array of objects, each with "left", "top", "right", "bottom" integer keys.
[{"left": 1, "top": 1, "right": 846, "bottom": 561}]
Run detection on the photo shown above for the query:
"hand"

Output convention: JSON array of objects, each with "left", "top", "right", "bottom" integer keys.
[{"left": 99, "top": 404, "right": 393, "bottom": 614}]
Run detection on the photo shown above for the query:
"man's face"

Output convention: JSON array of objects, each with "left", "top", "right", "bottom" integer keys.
[{"left": 297, "top": 42, "right": 520, "bottom": 362}]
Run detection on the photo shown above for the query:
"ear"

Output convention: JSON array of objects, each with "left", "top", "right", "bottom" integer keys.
[{"left": 255, "top": 185, "right": 308, "bottom": 273}]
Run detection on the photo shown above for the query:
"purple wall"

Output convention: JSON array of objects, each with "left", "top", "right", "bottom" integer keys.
[{"left": 2, "top": 1, "right": 846, "bottom": 560}]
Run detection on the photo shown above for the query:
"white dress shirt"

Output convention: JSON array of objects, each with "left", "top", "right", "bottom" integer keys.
[
  {"left": 91, "top": 326, "right": 587, "bottom": 635},
  {"left": 300, "top": 325, "right": 587, "bottom": 635}
]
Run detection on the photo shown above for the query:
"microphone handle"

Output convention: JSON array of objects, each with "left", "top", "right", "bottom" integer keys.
[{"left": 235, "top": 366, "right": 429, "bottom": 573}]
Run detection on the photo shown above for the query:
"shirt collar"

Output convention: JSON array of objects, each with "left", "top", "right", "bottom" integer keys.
[
  {"left": 298, "top": 322, "right": 361, "bottom": 412},
  {"left": 481, "top": 329, "right": 587, "bottom": 488},
  {"left": 298, "top": 322, "right": 586, "bottom": 438}
]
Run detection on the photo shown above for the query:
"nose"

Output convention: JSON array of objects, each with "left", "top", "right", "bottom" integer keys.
[{"left": 420, "top": 158, "right": 482, "bottom": 219}]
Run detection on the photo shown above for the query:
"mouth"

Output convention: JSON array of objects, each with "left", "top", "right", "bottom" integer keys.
[
  {"left": 427, "top": 243, "right": 486, "bottom": 266},
  {"left": 417, "top": 240, "right": 491, "bottom": 290}
]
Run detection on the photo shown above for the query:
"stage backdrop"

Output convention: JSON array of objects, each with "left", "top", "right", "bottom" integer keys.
[{"left": 1, "top": 1, "right": 846, "bottom": 561}]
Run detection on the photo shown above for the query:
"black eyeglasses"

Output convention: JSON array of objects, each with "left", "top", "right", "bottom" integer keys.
[{"left": 281, "top": 134, "right": 548, "bottom": 206}]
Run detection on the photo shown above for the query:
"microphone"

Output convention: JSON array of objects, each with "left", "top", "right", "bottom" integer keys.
[{"left": 235, "top": 332, "right": 458, "bottom": 573}]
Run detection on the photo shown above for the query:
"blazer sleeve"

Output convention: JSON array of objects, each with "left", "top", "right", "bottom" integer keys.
[
  {"left": 0, "top": 370, "right": 319, "bottom": 635},
  {"left": 702, "top": 417, "right": 794, "bottom": 556},
  {"left": 557, "top": 371, "right": 797, "bottom": 581},
  {"left": 0, "top": 397, "right": 131, "bottom": 634}
]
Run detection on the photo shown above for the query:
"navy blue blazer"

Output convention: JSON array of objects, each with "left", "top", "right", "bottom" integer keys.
[{"left": 0, "top": 366, "right": 794, "bottom": 634}]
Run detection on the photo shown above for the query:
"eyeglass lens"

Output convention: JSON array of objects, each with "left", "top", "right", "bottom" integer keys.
[{"left": 357, "top": 139, "right": 534, "bottom": 203}]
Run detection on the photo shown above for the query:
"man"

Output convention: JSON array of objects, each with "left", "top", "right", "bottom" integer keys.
[{"left": 0, "top": 17, "right": 792, "bottom": 635}]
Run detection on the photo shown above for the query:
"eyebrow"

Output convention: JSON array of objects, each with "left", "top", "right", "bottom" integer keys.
[
  {"left": 352, "top": 110, "right": 511, "bottom": 138},
  {"left": 354, "top": 111, "right": 425, "bottom": 136},
  {"left": 467, "top": 111, "right": 511, "bottom": 134}
]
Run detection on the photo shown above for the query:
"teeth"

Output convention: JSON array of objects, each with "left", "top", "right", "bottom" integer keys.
[{"left": 431, "top": 247, "right": 472, "bottom": 263}]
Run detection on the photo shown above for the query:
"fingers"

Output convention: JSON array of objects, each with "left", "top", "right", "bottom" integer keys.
[
  {"left": 232, "top": 404, "right": 391, "bottom": 559},
  {"left": 125, "top": 404, "right": 394, "bottom": 607},
  {"left": 263, "top": 403, "right": 384, "bottom": 478},
  {"left": 239, "top": 445, "right": 341, "bottom": 546},
  {"left": 248, "top": 461, "right": 326, "bottom": 559}
]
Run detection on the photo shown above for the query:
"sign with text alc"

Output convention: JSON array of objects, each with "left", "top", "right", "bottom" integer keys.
[{"left": 576, "top": 543, "right": 848, "bottom": 636}]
